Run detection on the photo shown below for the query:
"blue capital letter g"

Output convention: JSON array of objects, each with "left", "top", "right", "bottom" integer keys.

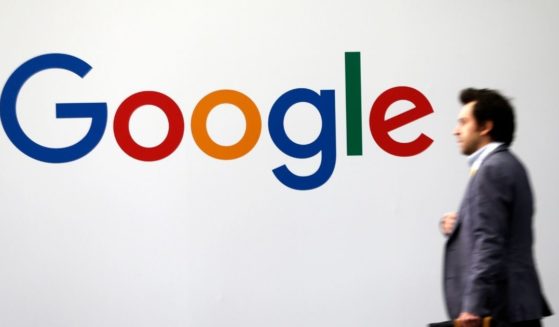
[{"left": 0, "top": 53, "right": 107, "bottom": 163}]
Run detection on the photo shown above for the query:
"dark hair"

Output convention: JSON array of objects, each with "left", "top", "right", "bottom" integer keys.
[{"left": 459, "top": 88, "right": 515, "bottom": 146}]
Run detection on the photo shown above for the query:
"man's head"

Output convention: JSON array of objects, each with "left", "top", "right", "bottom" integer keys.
[{"left": 453, "top": 88, "right": 515, "bottom": 155}]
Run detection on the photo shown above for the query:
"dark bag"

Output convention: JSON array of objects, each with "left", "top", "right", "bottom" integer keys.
[
  {"left": 427, "top": 321, "right": 454, "bottom": 327},
  {"left": 428, "top": 317, "right": 492, "bottom": 327}
]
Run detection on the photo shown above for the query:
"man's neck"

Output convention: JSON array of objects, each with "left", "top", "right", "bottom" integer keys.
[{"left": 467, "top": 141, "right": 504, "bottom": 169}]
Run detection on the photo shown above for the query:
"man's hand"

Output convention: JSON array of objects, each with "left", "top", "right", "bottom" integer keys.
[
  {"left": 440, "top": 212, "right": 457, "bottom": 236},
  {"left": 456, "top": 312, "right": 481, "bottom": 327}
]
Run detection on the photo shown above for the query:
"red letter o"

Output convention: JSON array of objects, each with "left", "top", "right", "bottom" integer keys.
[{"left": 114, "top": 91, "right": 184, "bottom": 161}]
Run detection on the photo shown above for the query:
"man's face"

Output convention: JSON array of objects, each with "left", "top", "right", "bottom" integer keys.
[{"left": 453, "top": 102, "right": 485, "bottom": 155}]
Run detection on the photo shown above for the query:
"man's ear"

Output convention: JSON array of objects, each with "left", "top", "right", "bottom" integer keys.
[{"left": 480, "top": 120, "right": 493, "bottom": 136}]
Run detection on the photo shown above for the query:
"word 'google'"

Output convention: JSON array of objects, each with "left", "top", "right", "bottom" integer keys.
[{"left": 0, "top": 52, "right": 434, "bottom": 190}]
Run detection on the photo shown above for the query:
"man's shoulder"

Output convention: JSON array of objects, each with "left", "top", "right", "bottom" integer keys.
[
  {"left": 481, "top": 147, "right": 528, "bottom": 178},
  {"left": 485, "top": 147, "right": 521, "bottom": 165}
]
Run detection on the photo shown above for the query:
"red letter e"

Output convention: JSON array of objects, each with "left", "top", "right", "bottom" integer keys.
[{"left": 369, "top": 86, "right": 433, "bottom": 157}]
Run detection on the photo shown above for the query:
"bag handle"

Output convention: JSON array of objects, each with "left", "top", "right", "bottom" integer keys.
[{"left": 453, "top": 316, "right": 492, "bottom": 327}]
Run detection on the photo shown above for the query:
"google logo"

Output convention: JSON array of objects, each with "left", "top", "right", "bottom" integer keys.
[{"left": 0, "top": 52, "right": 434, "bottom": 190}]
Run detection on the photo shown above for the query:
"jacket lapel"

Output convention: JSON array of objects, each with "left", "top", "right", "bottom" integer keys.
[{"left": 446, "top": 145, "right": 508, "bottom": 242}]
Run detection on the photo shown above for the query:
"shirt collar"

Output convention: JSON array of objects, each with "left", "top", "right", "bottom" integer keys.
[{"left": 467, "top": 142, "right": 504, "bottom": 170}]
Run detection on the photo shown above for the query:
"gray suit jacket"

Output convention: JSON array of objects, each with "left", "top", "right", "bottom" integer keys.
[{"left": 444, "top": 145, "right": 552, "bottom": 322}]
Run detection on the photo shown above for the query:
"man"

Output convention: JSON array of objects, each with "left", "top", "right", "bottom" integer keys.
[{"left": 440, "top": 88, "right": 552, "bottom": 327}]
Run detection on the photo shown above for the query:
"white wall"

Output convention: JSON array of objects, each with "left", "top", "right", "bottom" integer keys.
[{"left": 0, "top": 1, "right": 557, "bottom": 326}]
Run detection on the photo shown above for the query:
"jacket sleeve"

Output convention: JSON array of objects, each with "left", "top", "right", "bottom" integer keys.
[{"left": 462, "top": 162, "right": 511, "bottom": 315}]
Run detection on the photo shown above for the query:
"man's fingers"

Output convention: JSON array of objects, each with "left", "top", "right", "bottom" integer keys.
[{"left": 440, "top": 212, "right": 458, "bottom": 235}]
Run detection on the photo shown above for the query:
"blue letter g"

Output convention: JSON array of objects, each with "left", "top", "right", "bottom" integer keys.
[{"left": 0, "top": 53, "right": 107, "bottom": 163}]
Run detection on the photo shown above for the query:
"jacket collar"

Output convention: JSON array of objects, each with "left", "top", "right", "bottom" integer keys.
[{"left": 468, "top": 142, "right": 505, "bottom": 170}]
